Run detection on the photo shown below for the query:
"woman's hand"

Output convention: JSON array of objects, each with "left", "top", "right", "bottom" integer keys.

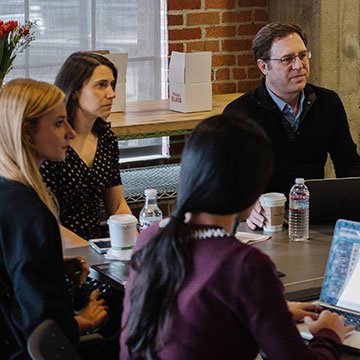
[
  {"left": 287, "top": 301, "right": 322, "bottom": 322},
  {"left": 246, "top": 200, "right": 265, "bottom": 230},
  {"left": 75, "top": 289, "right": 108, "bottom": 333},
  {"left": 63, "top": 256, "right": 89, "bottom": 287},
  {"left": 305, "top": 310, "right": 355, "bottom": 342}
]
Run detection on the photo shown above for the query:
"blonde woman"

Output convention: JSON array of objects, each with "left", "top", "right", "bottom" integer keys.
[{"left": 0, "top": 79, "right": 108, "bottom": 359}]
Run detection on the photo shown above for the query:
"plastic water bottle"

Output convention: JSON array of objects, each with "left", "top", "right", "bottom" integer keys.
[
  {"left": 288, "top": 178, "right": 310, "bottom": 241},
  {"left": 139, "top": 189, "right": 163, "bottom": 231}
]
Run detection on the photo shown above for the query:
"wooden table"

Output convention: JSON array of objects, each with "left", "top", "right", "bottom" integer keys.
[{"left": 108, "top": 93, "right": 242, "bottom": 139}]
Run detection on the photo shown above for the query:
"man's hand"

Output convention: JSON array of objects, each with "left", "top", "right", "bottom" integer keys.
[
  {"left": 63, "top": 256, "right": 89, "bottom": 287},
  {"left": 75, "top": 289, "right": 108, "bottom": 333},
  {"left": 246, "top": 200, "right": 265, "bottom": 230},
  {"left": 287, "top": 301, "right": 323, "bottom": 322}
]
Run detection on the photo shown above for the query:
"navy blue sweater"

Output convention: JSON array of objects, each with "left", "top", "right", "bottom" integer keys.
[{"left": 224, "top": 79, "right": 360, "bottom": 195}]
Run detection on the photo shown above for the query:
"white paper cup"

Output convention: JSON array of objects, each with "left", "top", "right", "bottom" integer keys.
[
  {"left": 259, "top": 193, "right": 286, "bottom": 232},
  {"left": 107, "top": 214, "right": 137, "bottom": 251}
]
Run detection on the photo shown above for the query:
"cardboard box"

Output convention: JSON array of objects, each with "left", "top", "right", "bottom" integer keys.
[
  {"left": 169, "top": 82, "right": 212, "bottom": 113},
  {"left": 169, "top": 51, "right": 212, "bottom": 113},
  {"left": 104, "top": 53, "right": 128, "bottom": 112}
]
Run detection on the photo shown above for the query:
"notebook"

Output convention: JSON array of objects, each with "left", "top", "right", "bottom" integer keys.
[
  {"left": 304, "top": 177, "right": 360, "bottom": 224},
  {"left": 297, "top": 219, "right": 360, "bottom": 351}
]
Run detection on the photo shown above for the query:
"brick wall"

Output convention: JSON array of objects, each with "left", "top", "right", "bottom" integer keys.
[{"left": 167, "top": 0, "right": 269, "bottom": 94}]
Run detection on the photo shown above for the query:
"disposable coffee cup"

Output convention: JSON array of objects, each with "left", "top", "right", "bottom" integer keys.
[
  {"left": 259, "top": 192, "right": 286, "bottom": 232},
  {"left": 107, "top": 214, "right": 137, "bottom": 251}
]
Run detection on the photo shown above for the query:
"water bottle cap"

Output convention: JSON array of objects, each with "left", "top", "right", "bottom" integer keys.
[
  {"left": 144, "top": 189, "right": 157, "bottom": 197},
  {"left": 295, "top": 178, "right": 305, "bottom": 184}
]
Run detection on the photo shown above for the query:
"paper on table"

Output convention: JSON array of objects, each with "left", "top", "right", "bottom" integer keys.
[
  {"left": 235, "top": 231, "right": 270, "bottom": 245},
  {"left": 104, "top": 247, "right": 133, "bottom": 261}
]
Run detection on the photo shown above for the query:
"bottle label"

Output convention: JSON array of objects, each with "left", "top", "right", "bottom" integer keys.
[
  {"left": 139, "top": 217, "right": 162, "bottom": 231},
  {"left": 289, "top": 198, "right": 309, "bottom": 211}
]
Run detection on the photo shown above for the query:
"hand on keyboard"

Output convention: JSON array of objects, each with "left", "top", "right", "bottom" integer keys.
[{"left": 66, "top": 275, "right": 114, "bottom": 311}]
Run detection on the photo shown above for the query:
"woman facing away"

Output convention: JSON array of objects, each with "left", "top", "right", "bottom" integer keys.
[
  {"left": 0, "top": 79, "right": 108, "bottom": 359},
  {"left": 120, "top": 114, "right": 353, "bottom": 360},
  {"left": 40, "top": 51, "right": 133, "bottom": 247}
]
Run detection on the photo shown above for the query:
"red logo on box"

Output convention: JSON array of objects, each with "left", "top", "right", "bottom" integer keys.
[{"left": 171, "top": 92, "right": 182, "bottom": 103}]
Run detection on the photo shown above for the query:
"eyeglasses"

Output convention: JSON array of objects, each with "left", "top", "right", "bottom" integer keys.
[{"left": 263, "top": 50, "right": 312, "bottom": 66}]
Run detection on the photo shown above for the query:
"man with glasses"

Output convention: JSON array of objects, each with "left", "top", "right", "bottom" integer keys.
[{"left": 224, "top": 22, "right": 360, "bottom": 230}]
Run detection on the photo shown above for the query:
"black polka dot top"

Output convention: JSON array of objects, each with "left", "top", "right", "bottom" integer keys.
[{"left": 40, "top": 126, "right": 121, "bottom": 240}]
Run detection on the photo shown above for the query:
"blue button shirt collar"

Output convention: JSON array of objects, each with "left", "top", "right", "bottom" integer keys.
[{"left": 265, "top": 82, "right": 305, "bottom": 130}]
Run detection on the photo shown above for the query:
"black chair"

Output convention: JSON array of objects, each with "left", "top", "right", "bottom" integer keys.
[
  {"left": 27, "top": 319, "right": 82, "bottom": 360},
  {"left": 27, "top": 319, "right": 108, "bottom": 360}
]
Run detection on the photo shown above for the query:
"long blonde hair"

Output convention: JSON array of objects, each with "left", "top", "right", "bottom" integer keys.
[{"left": 0, "top": 78, "right": 65, "bottom": 216}]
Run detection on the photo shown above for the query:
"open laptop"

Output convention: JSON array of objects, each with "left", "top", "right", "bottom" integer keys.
[
  {"left": 305, "top": 177, "right": 360, "bottom": 224},
  {"left": 297, "top": 219, "right": 360, "bottom": 351}
]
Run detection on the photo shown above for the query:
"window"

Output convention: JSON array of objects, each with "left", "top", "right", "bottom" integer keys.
[{"left": 1, "top": 0, "right": 169, "bottom": 162}]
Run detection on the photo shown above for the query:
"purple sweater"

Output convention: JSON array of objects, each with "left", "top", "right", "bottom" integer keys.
[{"left": 120, "top": 224, "right": 341, "bottom": 359}]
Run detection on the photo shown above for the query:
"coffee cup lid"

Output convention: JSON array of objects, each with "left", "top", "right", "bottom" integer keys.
[
  {"left": 260, "top": 192, "right": 286, "bottom": 205},
  {"left": 107, "top": 214, "right": 137, "bottom": 225}
]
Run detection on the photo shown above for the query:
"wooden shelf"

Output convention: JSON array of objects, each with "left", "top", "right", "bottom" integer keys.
[{"left": 108, "top": 93, "right": 242, "bottom": 139}]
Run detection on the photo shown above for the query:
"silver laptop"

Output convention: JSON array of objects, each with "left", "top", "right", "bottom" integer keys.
[
  {"left": 305, "top": 177, "right": 360, "bottom": 224},
  {"left": 298, "top": 219, "right": 360, "bottom": 351}
]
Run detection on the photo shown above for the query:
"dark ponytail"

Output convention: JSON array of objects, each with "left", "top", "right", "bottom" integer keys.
[{"left": 126, "top": 215, "right": 193, "bottom": 359}]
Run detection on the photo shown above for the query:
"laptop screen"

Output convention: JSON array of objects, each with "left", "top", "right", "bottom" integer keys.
[
  {"left": 305, "top": 177, "right": 360, "bottom": 224},
  {"left": 320, "top": 219, "right": 360, "bottom": 312}
]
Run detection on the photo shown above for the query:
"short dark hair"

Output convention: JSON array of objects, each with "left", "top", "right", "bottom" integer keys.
[
  {"left": 252, "top": 22, "right": 308, "bottom": 61},
  {"left": 55, "top": 51, "right": 118, "bottom": 133},
  {"left": 176, "top": 114, "right": 273, "bottom": 216}
]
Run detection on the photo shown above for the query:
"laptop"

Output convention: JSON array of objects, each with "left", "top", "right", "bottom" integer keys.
[
  {"left": 297, "top": 219, "right": 360, "bottom": 351},
  {"left": 305, "top": 177, "right": 360, "bottom": 224}
]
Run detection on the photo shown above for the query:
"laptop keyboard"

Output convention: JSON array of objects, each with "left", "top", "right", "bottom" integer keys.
[
  {"left": 65, "top": 275, "right": 115, "bottom": 311},
  {"left": 328, "top": 308, "right": 360, "bottom": 331}
]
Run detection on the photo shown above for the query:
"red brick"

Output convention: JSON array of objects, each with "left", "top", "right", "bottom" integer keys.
[
  {"left": 206, "top": 25, "right": 236, "bottom": 38},
  {"left": 168, "top": 14, "right": 184, "bottom": 26},
  {"left": 213, "top": 82, "right": 237, "bottom": 94},
  {"left": 187, "top": 12, "right": 220, "bottom": 26},
  {"left": 222, "top": 39, "right": 252, "bottom": 51},
  {"left": 247, "top": 66, "right": 261, "bottom": 79},
  {"left": 233, "top": 68, "right": 246, "bottom": 79},
  {"left": 168, "top": 42, "right": 184, "bottom": 54},
  {"left": 237, "top": 53, "right": 255, "bottom": 66},
  {"left": 168, "top": 28, "right": 202, "bottom": 41},
  {"left": 222, "top": 11, "right": 252, "bottom": 23},
  {"left": 238, "top": 23, "right": 264, "bottom": 36},
  {"left": 206, "top": 0, "right": 236, "bottom": 9},
  {"left": 237, "top": 80, "right": 260, "bottom": 92},
  {"left": 212, "top": 54, "right": 236, "bottom": 66},
  {"left": 238, "top": 0, "right": 267, "bottom": 6},
  {"left": 186, "top": 40, "right": 220, "bottom": 52},
  {"left": 215, "top": 68, "right": 230, "bottom": 80},
  {"left": 254, "top": 9, "right": 268, "bottom": 22},
  {"left": 168, "top": 0, "right": 201, "bottom": 11}
]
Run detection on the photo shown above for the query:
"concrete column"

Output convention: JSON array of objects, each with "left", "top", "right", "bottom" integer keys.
[{"left": 269, "top": 0, "right": 360, "bottom": 177}]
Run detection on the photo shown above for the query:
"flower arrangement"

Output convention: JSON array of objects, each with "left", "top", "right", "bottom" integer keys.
[{"left": 0, "top": 19, "right": 36, "bottom": 87}]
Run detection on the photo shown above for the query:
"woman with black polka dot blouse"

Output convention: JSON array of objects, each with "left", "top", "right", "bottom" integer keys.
[{"left": 41, "top": 52, "right": 133, "bottom": 247}]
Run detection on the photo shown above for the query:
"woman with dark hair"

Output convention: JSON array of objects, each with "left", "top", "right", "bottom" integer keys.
[
  {"left": 40, "top": 52, "right": 133, "bottom": 246},
  {"left": 120, "top": 114, "right": 351, "bottom": 359}
]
